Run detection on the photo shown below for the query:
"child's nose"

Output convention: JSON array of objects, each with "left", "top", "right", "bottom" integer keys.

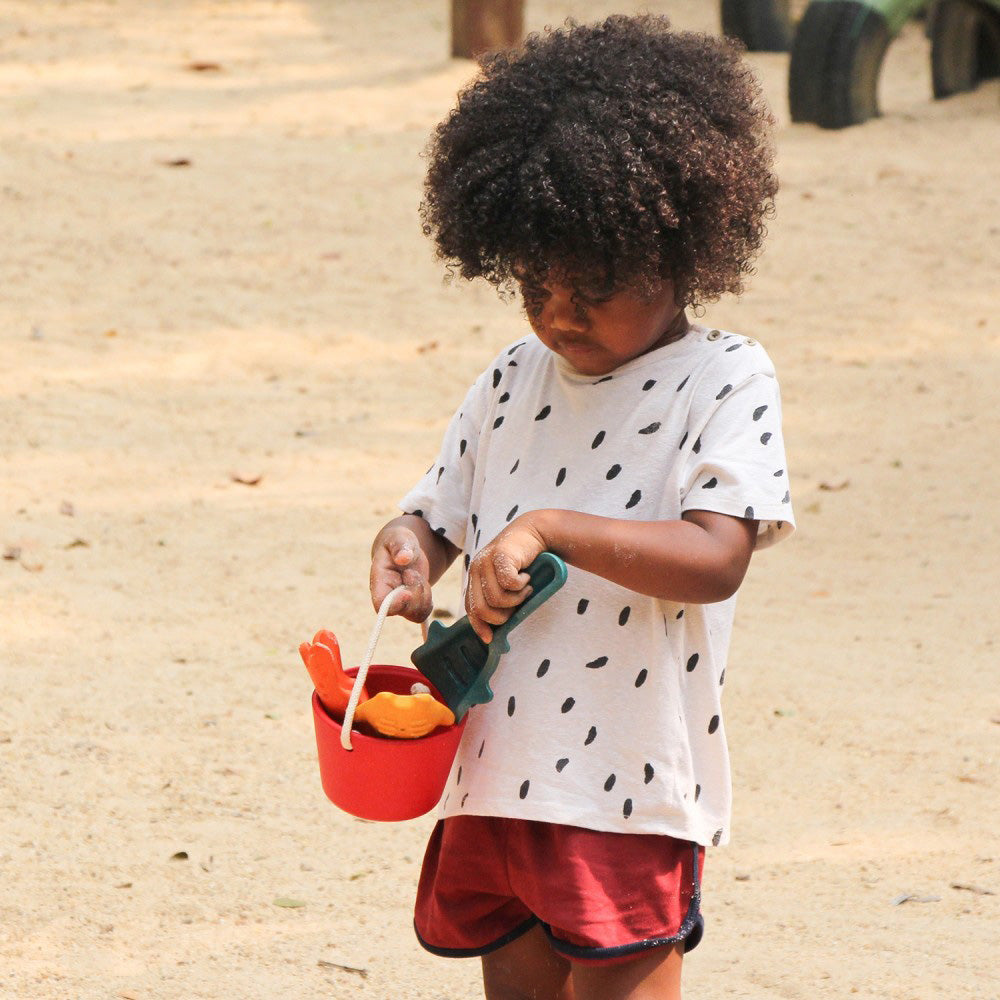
[{"left": 547, "top": 289, "right": 588, "bottom": 332}]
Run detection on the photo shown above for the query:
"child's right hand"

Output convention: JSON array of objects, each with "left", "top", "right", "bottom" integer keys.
[{"left": 369, "top": 522, "right": 434, "bottom": 623}]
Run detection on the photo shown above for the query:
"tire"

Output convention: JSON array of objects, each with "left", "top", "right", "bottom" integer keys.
[
  {"left": 929, "top": 0, "right": 1000, "bottom": 97},
  {"left": 789, "top": 1, "right": 892, "bottom": 128},
  {"left": 721, "top": 0, "right": 795, "bottom": 51}
]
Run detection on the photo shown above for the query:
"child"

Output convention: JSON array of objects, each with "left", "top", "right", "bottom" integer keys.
[{"left": 369, "top": 15, "right": 794, "bottom": 999}]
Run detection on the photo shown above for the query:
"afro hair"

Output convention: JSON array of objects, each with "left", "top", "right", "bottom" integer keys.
[{"left": 420, "top": 14, "right": 778, "bottom": 309}]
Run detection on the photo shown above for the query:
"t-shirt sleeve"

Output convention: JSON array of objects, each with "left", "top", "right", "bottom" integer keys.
[
  {"left": 680, "top": 372, "right": 795, "bottom": 549},
  {"left": 397, "top": 370, "right": 491, "bottom": 552}
]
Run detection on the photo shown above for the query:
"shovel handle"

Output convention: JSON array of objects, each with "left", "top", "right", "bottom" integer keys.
[{"left": 497, "top": 552, "right": 568, "bottom": 638}]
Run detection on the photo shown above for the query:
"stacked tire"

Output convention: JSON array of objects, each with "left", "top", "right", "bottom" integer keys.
[{"left": 929, "top": 0, "right": 1000, "bottom": 97}]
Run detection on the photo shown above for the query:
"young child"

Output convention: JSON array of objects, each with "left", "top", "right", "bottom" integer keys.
[{"left": 369, "top": 15, "right": 794, "bottom": 999}]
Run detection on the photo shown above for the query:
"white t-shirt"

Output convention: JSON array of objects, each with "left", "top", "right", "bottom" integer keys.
[{"left": 400, "top": 325, "right": 794, "bottom": 846}]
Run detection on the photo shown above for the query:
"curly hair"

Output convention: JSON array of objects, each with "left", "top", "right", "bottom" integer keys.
[{"left": 420, "top": 14, "right": 777, "bottom": 309}]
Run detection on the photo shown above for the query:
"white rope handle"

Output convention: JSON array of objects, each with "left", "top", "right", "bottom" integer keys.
[{"left": 341, "top": 586, "right": 408, "bottom": 751}]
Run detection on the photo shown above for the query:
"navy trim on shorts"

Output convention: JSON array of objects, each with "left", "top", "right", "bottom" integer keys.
[
  {"left": 412, "top": 841, "right": 704, "bottom": 962},
  {"left": 541, "top": 842, "right": 704, "bottom": 961},
  {"left": 413, "top": 915, "right": 539, "bottom": 959}
]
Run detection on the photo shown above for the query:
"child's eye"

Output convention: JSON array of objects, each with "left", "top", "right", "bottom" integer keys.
[{"left": 519, "top": 283, "right": 549, "bottom": 316}]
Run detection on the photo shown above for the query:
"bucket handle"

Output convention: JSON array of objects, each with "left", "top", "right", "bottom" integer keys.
[{"left": 342, "top": 585, "right": 425, "bottom": 751}]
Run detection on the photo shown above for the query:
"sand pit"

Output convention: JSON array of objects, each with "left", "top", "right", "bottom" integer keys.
[{"left": 1, "top": 2, "right": 998, "bottom": 997}]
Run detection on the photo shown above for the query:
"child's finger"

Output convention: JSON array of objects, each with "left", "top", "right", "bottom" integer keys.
[
  {"left": 491, "top": 549, "right": 531, "bottom": 593},
  {"left": 389, "top": 535, "right": 420, "bottom": 567}
]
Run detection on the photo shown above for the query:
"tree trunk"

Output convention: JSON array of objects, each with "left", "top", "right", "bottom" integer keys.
[{"left": 451, "top": 0, "right": 524, "bottom": 58}]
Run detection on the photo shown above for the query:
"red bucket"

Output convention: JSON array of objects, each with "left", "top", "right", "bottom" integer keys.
[{"left": 312, "top": 664, "right": 466, "bottom": 822}]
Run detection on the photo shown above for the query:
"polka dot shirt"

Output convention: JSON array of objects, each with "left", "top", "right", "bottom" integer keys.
[{"left": 400, "top": 325, "right": 795, "bottom": 845}]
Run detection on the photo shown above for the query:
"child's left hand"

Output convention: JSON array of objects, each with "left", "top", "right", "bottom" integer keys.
[{"left": 466, "top": 514, "right": 547, "bottom": 643}]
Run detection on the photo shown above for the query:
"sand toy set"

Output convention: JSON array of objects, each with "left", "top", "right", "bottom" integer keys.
[{"left": 303, "top": 553, "right": 567, "bottom": 821}]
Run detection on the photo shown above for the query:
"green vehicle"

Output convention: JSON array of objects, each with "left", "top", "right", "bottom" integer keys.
[
  {"left": 722, "top": 0, "right": 1000, "bottom": 128},
  {"left": 787, "top": 0, "right": 1000, "bottom": 127}
]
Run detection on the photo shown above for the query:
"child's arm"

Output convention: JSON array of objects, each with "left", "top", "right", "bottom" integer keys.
[
  {"left": 464, "top": 509, "right": 757, "bottom": 642},
  {"left": 370, "top": 514, "right": 460, "bottom": 623}
]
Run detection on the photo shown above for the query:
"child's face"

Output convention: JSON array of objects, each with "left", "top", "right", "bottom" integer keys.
[{"left": 518, "top": 276, "right": 687, "bottom": 377}]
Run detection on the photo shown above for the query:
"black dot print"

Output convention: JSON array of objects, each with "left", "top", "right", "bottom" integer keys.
[
  {"left": 535, "top": 405, "right": 551, "bottom": 421},
  {"left": 493, "top": 416, "right": 504, "bottom": 429},
  {"left": 716, "top": 384, "right": 733, "bottom": 400},
  {"left": 510, "top": 459, "right": 519, "bottom": 474},
  {"left": 556, "top": 467, "right": 566, "bottom": 486},
  {"left": 498, "top": 391, "right": 510, "bottom": 403},
  {"left": 676, "top": 609, "right": 684, "bottom": 619},
  {"left": 507, "top": 696, "right": 516, "bottom": 717},
  {"left": 635, "top": 668, "right": 647, "bottom": 687},
  {"left": 561, "top": 697, "right": 575, "bottom": 713},
  {"left": 556, "top": 758, "right": 569, "bottom": 772},
  {"left": 643, "top": 379, "right": 656, "bottom": 391},
  {"left": 686, "top": 653, "right": 699, "bottom": 672},
  {"left": 584, "top": 726, "right": 597, "bottom": 746},
  {"left": 638, "top": 421, "right": 661, "bottom": 435},
  {"left": 577, "top": 599, "right": 589, "bottom": 614},
  {"left": 537, "top": 659, "right": 550, "bottom": 677},
  {"left": 471, "top": 513, "right": 478, "bottom": 529},
  {"left": 478, "top": 740, "right": 485, "bottom": 758},
  {"left": 506, "top": 505, "right": 519, "bottom": 522},
  {"left": 725, "top": 342, "right": 741, "bottom": 353},
  {"left": 459, "top": 439, "right": 467, "bottom": 456},
  {"left": 593, "top": 375, "right": 613, "bottom": 385},
  {"left": 586, "top": 656, "right": 608, "bottom": 669},
  {"left": 618, "top": 606, "right": 631, "bottom": 626},
  {"left": 782, "top": 490, "right": 791, "bottom": 503},
  {"left": 745, "top": 506, "right": 755, "bottom": 518},
  {"left": 434, "top": 526, "right": 446, "bottom": 536},
  {"left": 713, "top": 829, "right": 723, "bottom": 846},
  {"left": 606, "top": 464, "right": 621, "bottom": 480},
  {"left": 464, "top": 553, "right": 470, "bottom": 570},
  {"left": 692, "top": 437, "right": 702, "bottom": 454},
  {"left": 436, "top": 466, "right": 445, "bottom": 483},
  {"left": 623, "top": 799, "right": 633, "bottom": 819},
  {"left": 625, "top": 490, "right": 641, "bottom": 509},
  {"left": 753, "top": 405, "right": 768, "bottom": 421},
  {"left": 457, "top": 766, "right": 463, "bottom": 784},
  {"left": 519, "top": 780, "right": 530, "bottom": 799},
  {"left": 679, "top": 431, "right": 688, "bottom": 449},
  {"left": 702, "top": 477, "right": 718, "bottom": 489},
  {"left": 508, "top": 342, "right": 524, "bottom": 355},
  {"left": 604, "top": 773, "right": 616, "bottom": 791},
  {"left": 774, "top": 469, "right": 784, "bottom": 478},
  {"left": 761, "top": 432, "right": 772, "bottom": 445},
  {"left": 644, "top": 763, "right": 654, "bottom": 784},
  {"left": 708, "top": 715, "right": 720, "bottom": 734},
  {"left": 677, "top": 374, "right": 690, "bottom": 391},
  {"left": 492, "top": 368, "right": 502, "bottom": 388},
  {"left": 719, "top": 669, "right": 726, "bottom": 686},
  {"left": 695, "top": 784, "right": 702, "bottom": 801},
  {"left": 591, "top": 430, "right": 605, "bottom": 449},
  {"left": 461, "top": 793, "right": 469, "bottom": 807},
  {"left": 410, "top": 508, "right": 423, "bottom": 518}
]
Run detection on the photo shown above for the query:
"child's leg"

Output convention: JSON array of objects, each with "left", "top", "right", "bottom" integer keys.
[
  {"left": 571, "top": 941, "right": 684, "bottom": 1000},
  {"left": 481, "top": 924, "right": 573, "bottom": 1000}
]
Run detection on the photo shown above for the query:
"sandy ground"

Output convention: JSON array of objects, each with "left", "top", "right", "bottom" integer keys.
[{"left": 1, "top": 2, "right": 998, "bottom": 998}]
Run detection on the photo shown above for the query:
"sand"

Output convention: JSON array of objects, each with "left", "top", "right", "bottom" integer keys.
[{"left": 1, "top": 2, "right": 998, "bottom": 998}]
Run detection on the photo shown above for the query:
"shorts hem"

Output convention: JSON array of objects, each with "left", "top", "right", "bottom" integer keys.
[
  {"left": 542, "top": 911, "right": 704, "bottom": 962},
  {"left": 413, "top": 915, "right": 539, "bottom": 959},
  {"left": 540, "top": 842, "right": 705, "bottom": 962}
]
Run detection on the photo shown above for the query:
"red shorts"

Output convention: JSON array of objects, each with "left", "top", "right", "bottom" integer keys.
[{"left": 414, "top": 815, "right": 704, "bottom": 966}]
